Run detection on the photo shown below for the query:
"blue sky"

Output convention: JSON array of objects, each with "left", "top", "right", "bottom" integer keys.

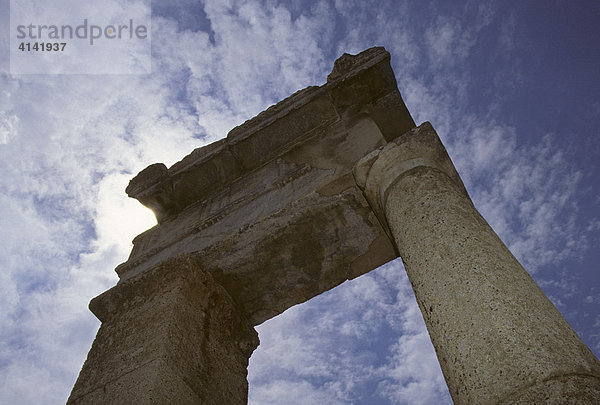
[{"left": 0, "top": 0, "right": 599, "bottom": 404}]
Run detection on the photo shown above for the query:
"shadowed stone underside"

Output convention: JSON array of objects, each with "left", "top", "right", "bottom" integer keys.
[
  {"left": 115, "top": 47, "right": 414, "bottom": 326},
  {"left": 70, "top": 47, "right": 600, "bottom": 404}
]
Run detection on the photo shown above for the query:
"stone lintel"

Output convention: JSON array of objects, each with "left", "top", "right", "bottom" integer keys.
[
  {"left": 116, "top": 46, "right": 415, "bottom": 325},
  {"left": 126, "top": 46, "right": 414, "bottom": 223}
]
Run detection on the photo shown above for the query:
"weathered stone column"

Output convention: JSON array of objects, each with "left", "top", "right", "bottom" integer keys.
[
  {"left": 354, "top": 122, "right": 600, "bottom": 404},
  {"left": 67, "top": 255, "right": 258, "bottom": 404}
]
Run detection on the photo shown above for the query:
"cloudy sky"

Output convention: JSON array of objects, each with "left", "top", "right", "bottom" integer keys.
[{"left": 1, "top": 0, "right": 599, "bottom": 403}]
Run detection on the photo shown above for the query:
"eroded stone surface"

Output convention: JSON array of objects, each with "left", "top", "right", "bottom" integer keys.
[
  {"left": 69, "top": 256, "right": 258, "bottom": 405},
  {"left": 356, "top": 122, "right": 600, "bottom": 404},
  {"left": 70, "top": 47, "right": 413, "bottom": 404},
  {"left": 499, "top": 374, "right": 600, "bottom": 404},
  {"left": 71, "top": 46, "right": 600, "bottom": 404},
  {"left": 117, "top": 47, "right": 412, "bottom": 325},
  {"left": 125, "top": 47, "right": 413, "bottom": 224}
]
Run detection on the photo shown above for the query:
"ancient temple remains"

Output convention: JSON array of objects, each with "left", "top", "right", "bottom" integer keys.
[{"left": 68, "top": 47, "right": 600, "bottom": 404}]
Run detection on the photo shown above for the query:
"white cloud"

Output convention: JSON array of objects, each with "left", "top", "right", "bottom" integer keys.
[
  {"left": 249, "top": 261, "right": 451, "bottom": 404},
  {"left": 250, "top": 380, "right": 347, "bottom": 405},
  {"left": 0, "top": 1, "right": 597, "bottom": 404},
  {"left": 0, "top": 111, "right": 18, "bottom": 144},
  {"left": 10, "top": 0, "right": 151, "bottom": 74},
  {"left": 0, "top": 1, "right": 339, "bottom": 402},
  {"left": 377, "top": 332, "right": 450, "bottom": 405},
  {"left": 448, "top": 125, "right": 586, "bottom": 272},
  {"left": 0, "top": 17, "right": 205, "bottom": 405}
]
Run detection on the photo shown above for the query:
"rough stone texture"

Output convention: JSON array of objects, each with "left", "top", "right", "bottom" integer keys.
[
  {"left": 68, "top": 255, "right": 258, "bottom": 404},
  {"left": 126, "top": 163, "right": 179, "bottom": 222},
  {"left": 71, "top": 47, "right": 600, "bottom": 404},
  {"left": 117, "top": 47, "right": 413, "bottom": 325},
  {"left": 355, "top": 122, "right": 600, "bottom": 404},
  {"left": 70, "top": 47, "right": 415, "bottom": 404},
  {"left": 499, "top": 374, "right": 600, "bottom": 404}
]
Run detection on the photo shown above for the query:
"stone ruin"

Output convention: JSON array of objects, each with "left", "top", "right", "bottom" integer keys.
[{"left": 68, "top": 47, "right": 600, "bottom": 404}]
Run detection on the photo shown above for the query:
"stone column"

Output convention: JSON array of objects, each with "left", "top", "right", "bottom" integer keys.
[
  {"left": 67, "top": 255, "right": 258, "bottom": 404},
  {"left": 354, "top": 122, "right": 600, "bottom": 404}
]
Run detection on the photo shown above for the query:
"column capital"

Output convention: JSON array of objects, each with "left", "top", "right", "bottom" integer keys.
[
  {"left": 358, "top": 121, "right": 600, "bottom": 403},
  {"left": 353, "top": 122, "right": 468, "bottom": 236}
]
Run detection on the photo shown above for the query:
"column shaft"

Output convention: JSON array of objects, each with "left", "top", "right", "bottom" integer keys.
[
  {"left": 355, "top": 122, "right": 600, "bottom": 404},
  {"left": 68, "top": 256, "right": 258, "bottom": 404}
]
